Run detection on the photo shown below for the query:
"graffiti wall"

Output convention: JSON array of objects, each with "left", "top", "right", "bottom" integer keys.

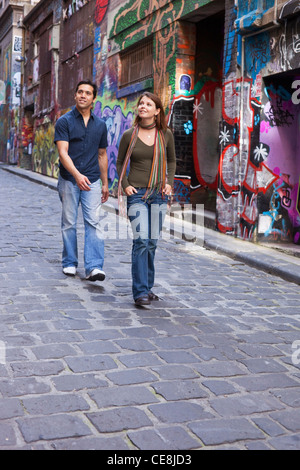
[
  {"left": 0, "top": 43, "right": 11, "bottom": 162},
  {"left": 93, "top": 94, "right": 134, "bottom": 195},
  {"left": 217, "top": 4, "right": 300, "bottom": 243},
  {"left": 258, "top": 74, "right": 300, "bottom": 243}
]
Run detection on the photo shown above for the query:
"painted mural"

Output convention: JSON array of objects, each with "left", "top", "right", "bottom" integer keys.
[
  {"left": 258, "top": 75, "right": 300, "bottom": 243},
  {"left": 217, "top": 4, "right": 300, "bottom": 243},
  {"left": 93, "top": 94, "right": 134, "bottom": 195},
  {"left": 32, "top": 122, "right": 59, "bottom": 178}
]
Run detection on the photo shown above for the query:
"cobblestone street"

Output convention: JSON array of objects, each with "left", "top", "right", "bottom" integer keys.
[{"left": 1, "top": 167, "right": 300, "bottom": 450}]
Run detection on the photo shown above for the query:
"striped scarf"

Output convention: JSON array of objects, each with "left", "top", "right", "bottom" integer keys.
[{"left": 118, "top": 124, "right": 167, "bottom": 217}]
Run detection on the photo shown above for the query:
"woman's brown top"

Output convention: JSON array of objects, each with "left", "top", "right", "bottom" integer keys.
[{"left": 117, "top": 127, "right": 176, "bottom": 190}]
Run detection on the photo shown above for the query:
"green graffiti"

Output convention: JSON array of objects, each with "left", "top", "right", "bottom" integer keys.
[{"left": 33, "top": 124, "right": 59, "bottom": 178}]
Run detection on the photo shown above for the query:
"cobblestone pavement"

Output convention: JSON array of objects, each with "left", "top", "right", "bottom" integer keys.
[{"left": 1, "top": 167, "right": 300, "bottom": 450}]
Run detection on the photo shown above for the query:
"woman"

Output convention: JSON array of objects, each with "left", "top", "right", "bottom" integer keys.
[{"left": 117, "top": 92, "right": 176, "bottom": 306}]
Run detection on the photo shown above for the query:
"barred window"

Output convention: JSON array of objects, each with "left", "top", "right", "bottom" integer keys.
[{"left": 120, "top": 38, "right": 153, "bottom": 88}]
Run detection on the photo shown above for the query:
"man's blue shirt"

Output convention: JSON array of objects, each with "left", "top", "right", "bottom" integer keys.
[{"left": 54, "top": 106, "right": 108, "bottom": 183}]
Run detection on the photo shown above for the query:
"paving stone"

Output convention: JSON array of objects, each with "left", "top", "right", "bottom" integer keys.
[
  {"left": 118, "top": 352, "right": 162, "bottom": 367},
  {"left": 86, "top": 407, "right": 152, "bottom": 432},
  {"left": 65, "top": 355, "right": 118, "bottom": 373},
  {"left": 271, "top": 388, "right": 300, "bottom": 407},
  {"left": 52, "top": 319, "right": 92, "bottom": 331},
  {"left": 105, "top": 369, "right": 158, "bottom": 385},
  {"left": 270, "top": 409, "right": 300, "bottom": 432},
  {"left": 188, "top": 418, "right": 265, "bottom": 446},
  {"left": 37, "top": 331, "right": 82, "bottom": 344},
  {"left": 202, "top": 380, "right": 238, "bottom": 396},
  {"left": 0, "top": 398, "right": 24, "bottom": 419},
  {"left": 0, "top": 423, "right": 17, "bottom": 446},
  {"left": 157, "top": 350, "right": 199, "bottom": 364},
  {"left": 151, "top": 365, "right": 199, "bottom": 380},
  {"left": 192, "top": 347, "right": 226, "bottom": 361},
  {"left": 51, "top": 436, "right": 131, "bottom": 450},
  {"left": 17, "top": 415, "right": 92, "bottom": 443},
  {"left": 152, "top": 336, "right": 200, "bottom": 349},
  {"left": 237, "top": 344, "right": 283, "bottom": 358},
  {"left": 52, "top": 374, "right": 108, "bottom": 392},
  {"left": 194, "top": 361, "right": 247, "bottom": 377},
  {"left": 210, "top": 394, "right": 284, "bottom": 417},
  {"left": 240, "top": 358, "right": 289, "bottom": 374},
  {"left": 151, "top": 380, "right": 208, "bottom": 400},
  {"left": 0, "top": 378, "right": 51, "bottom": 397},
  {"left": 89, "top": 385, "right": 159, "bottom": 408},
  {"left": 22, "top": 394, "right": 90, "bottom": 415},
  {"left": 148, "top": 402, "right": 214, "bottom": 423},
  {"left": 269, "top": 435, "right": 300, "bottom": 450},
  {"left": 245, "top": 441, "right": 273, "bottom": 450},
  {"left": 11, "top": 361, "right": 65, "bottom": 377},
  {"left": 252, "top": 417, "right": 286, "bottom": 437},
  {"left": 120, "top": 327, "right": 157, "bottom": 338},
  {"left": 128, "top": 426, "right": 201, "bottom": 450},
  {"left": 31, "top": 343, "right": 78, "bottom": 360},
  {"left": 78, "top": 341, "right": 120, "bottom": 355},
  {"left": 114, "top": 338, "right": 156, "bottom": 351},
  {"left": 233, "top": 373, "right": 300, "bottom": 391},
  {"left": 79, "top": 329, "right": 125, "bottom": 341}
]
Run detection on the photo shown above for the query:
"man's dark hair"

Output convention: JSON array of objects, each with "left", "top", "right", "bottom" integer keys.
[{"left": 75, "top": 80, "right": 98, "bottom": 99}]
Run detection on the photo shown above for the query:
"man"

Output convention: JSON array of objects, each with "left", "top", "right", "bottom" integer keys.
[{"left": 54, "top": 79, "right": 109, "bottom": 281}]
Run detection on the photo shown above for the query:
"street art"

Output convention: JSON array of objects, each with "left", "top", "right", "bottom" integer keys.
[
  {"left": 217, "top": 77, "right": 280, "bottom": 239},
  {"left": 93, "top": 96, "right": 134, "bottom": 194},
  {"left": 0, "top": 81, "right": 5, "bottom": 105},
  {"left": 95, "top": 0, "right": 109, "bottom": 25},
  {"left": 32, "top": 123, "right": 59, "bottom": 178},
  {"left": 259, "top": 76, "right": 300, "bottom": 243},
  {"left": 245, "top": 33, "right": 270, "bottom": 81},
  {"left": 63, "top": 0, "right": 93, "bottom": 21}
]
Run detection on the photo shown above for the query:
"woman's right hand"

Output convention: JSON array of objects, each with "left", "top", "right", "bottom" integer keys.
[{"left": 124, "top": 186, "right": 138, "bottom": 196}]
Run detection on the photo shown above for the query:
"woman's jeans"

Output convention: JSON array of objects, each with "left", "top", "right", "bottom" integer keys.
[
  {"left": 58, "top": 176, "right": 104, "bottom": 276},
  {"left": 127, "top": 188, "right": 167, "bottom": 300}
]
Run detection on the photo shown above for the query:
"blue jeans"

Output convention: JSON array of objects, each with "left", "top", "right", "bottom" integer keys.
[
  {"left": 127, "top": 188, "right": 167, "bottom": 300},
  {"left": 57, "top": 176, "right": 104, "bottom": 276}
]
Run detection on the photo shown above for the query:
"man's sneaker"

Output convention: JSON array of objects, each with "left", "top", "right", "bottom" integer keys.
[
  {"left": 86, "top": 268, "right": 105, "bottom": 282},
  {"left": 63, "top": 266, "right": 76, "bottom": 276}
]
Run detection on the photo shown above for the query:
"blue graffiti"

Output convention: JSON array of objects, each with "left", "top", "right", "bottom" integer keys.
[
  {"left": 184, "top": 120, "right": 193, "bottom": 135},
  {"left": 94, "top": 101, "right": 133, "bottom": 189},
  {"left": 263, "top": 179, "right": 288, "bottom": 237}
]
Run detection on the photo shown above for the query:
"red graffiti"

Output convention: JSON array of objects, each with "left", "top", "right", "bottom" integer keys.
[{"left": 95, "top": 0, "right": 109, "bottom": 25}]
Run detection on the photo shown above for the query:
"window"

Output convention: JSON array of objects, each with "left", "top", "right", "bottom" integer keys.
[
  {"left": 60, "top": 0, "right": 94, "bottom": 108},
  {"left": 32, "top": 16, "right": 53, "bottom": 111},
  {"left": 119, "top": 38, "right": 153, "bottom": 88}
]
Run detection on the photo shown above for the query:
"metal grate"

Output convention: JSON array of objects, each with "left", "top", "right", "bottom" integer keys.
[{"left": 120, "top": 39, "right": 153, "bottom": 88}]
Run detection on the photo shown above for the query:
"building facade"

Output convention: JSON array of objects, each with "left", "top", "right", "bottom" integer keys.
[
  {"left": 0, "top": 0, "right": 38, "bottom": 165},
  {"left": 219, "top": 0, "right": 300, "bottom": 244},
  {"left": 5, "top": 0, "right": 300, "bottom": 245}
]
